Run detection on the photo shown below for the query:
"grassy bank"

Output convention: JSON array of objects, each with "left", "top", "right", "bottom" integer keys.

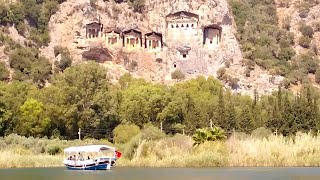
[
  {"left": 117, "top": 133, "right": 320, "bottom": 167},
  {"left": 0, "top": 150, "right": 62, "bottom": 168},
  {"left": 1, "top": 133, "right": 320, "bottom": 168},
  {"left": 0, "top": 134, "right": 112, "bottom": 168}
]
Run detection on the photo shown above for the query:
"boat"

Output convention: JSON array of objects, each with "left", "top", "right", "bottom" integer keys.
[{"left": 63, "top": 145, "right": 120, "bottom": 170}]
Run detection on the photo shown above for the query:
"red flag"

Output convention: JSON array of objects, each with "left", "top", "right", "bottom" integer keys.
[{"left": 115, "top": 150, "right": 122, "bottom": 158}]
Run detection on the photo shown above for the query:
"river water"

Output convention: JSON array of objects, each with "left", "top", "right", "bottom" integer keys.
[{"left": 1, "top": 167, "right": 320, "bottom": 180}]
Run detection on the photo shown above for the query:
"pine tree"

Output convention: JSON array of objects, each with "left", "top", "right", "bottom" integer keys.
[
  {"left": 280, "top": 93, "right": 295, "bottom": 136},
  {"left": 237, "top": 105, "right": 254, "bottom": 134},
  {"left": 225, "top": 92, "right": 236, "bottom": 131},
  {"left": 216, "top": 87, "right": 225, "bottom": 128}
]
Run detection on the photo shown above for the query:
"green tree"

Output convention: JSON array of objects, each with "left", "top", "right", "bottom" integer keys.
[
  {"left": 224, "top": 92, "right": 236, "bottom": 131},
  {"left": 216, "top": 87, "right": 225, "bottom": 127},
  {"left": 16, "top": 98, "right": 50, "bottom": 137},
  {"left": 52, "top": 62, "right": 119, "bottom": 138},
  {"left": 113, "top": 124, "right": 140, "bottom": 144},
  {"left": 9, "top": 47, "right": 52, "bottom": 87},
  {"left": 119, "top": 82, "right": 166, "bottom": 127},
  {"left": 192, "top": 126, "right": 226, "bottom": 147},
  {"left": 237, "top": 105, "right": 255, "bottom": 133}
]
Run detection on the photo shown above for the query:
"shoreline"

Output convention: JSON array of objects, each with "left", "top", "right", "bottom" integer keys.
[{"left": 2, "top": 133, "right": 320, "bottom": 169}]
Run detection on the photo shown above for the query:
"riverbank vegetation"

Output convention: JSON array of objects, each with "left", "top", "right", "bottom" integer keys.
[
  {"left": 1, "top": 62, "right": 320, "bottom": 167},
  {"left": 0, "top": 134, "right": 112, "bottom": 168},
  {"left": 1, "top": 62, "right": 320, "bottom": 140},
  {"left": 2, "top": 129, "right": 320, "bottom": 168},
  {"left": 118, "top": 131, "right": 320, "bottom": 167}
]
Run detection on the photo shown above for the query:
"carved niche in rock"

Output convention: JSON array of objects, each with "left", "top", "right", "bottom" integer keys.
[
  {"left": 82, "top": 47, "right": 113, "bottom": 63},
  {"left": 203, "top": 24, "right": 222, "bottom": 49}
]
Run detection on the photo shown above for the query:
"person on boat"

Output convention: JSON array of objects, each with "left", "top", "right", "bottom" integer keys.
[
  {"left": 87, "top": 156, "right": 90, "bottom": 160},
  {"left": 78, "top": 152, "right": 84, "bottom": 161}
]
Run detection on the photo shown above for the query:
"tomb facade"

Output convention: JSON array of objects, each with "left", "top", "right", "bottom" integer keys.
[
  {"left": 86, "top": 22, "right": 103, "bottom": 38},
  {"left": 203, "top": 25, "right": 222, "bottom": 49},
  {"left": 104, "top": 28, "right": 121, "bottom": 47},
  {"left": 122, "top": 29, "right": 142, "bottom": 51},
  {"left": 145, "top": 32, "right": 163, "bottom": 52},
  {"left": 166, "top": 11, "right": 199, "bottom": 41}
]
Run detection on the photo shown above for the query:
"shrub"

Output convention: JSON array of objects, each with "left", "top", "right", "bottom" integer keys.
[
  {"left": 122, "top": 134, "right": 141, "bottom": 159},
  {"left": 297, "top": 53, "right": 319, "bottom": 74},
  {"left": 281, "top": 17, "right": 291, "bottom": 30},
  {"left": 279, "top": 47, "right": 296, "bottom": 61},
  {"left": 46, "top": 145, "right": 62, "bottom": 155},
  {"left": 281, "top": 78, "right": 291, "bottom": 88},
  {"left": 298, "top": 36, "right": 311, "bottom": 48},
  {"left": 171, "top": 69, "right": 185, "bottom": 80},
  {"left": 128, "top": 0, "right": 145, "bottom": 13},
  {"left": 244, "top": 68, "right": 251, "bottom": 77},
  {"left": 141, "top": 124, "right": 164, "bottom": 141},
  {"left": 129, "top": 60, "right": 138, "bottom": 71},
  {"left": 229, "top": 77, "right": 240, "bottom": 89},
  {"left": 113, "top": 124, "right": 140, "bottom": 144},
  {"left": 251, "top": 127, "right": 272, "bottom": 139},
  {"left": 314, "top": 22, "right": 320, "bottom": 32},
  {"left": 53, "top": 46, "right": 72, "bottom": 72},
  {"left": 217, "top": 67, "right": 226, "bottom": 79},
  {"left": 297, "top": 2, "right": 311, "bottom": 18},
  {"left": 0, "top": 62, "right": 9, "bottom": 81},
  {"left": 299, "top": 23, "right": 314, "bottom": 38},
  {"left": 315, "top": 69, "right": 320, "bottom": 84}
]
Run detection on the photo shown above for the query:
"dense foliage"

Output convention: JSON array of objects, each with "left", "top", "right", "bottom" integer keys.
[
  {"left": 0, "top": 0, "right": 66, "bottom": 46},
  {"left": 230, "top": 0, "right": 320, "bottom": 85},
  {"left": 0, "top": 62, "right": 320, "bottom": 139}
]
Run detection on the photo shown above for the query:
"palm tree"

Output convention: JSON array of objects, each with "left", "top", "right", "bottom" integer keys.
[{"left": 192, "top": 126, "right": 226, "bottom": 147}]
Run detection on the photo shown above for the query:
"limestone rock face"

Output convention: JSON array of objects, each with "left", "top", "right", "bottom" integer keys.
[
  {"left": 41, "top": 0, "right": 282, "bottom": 96},
  {"left": 82, "top": 47, "right": 113, "bottom": 63}
]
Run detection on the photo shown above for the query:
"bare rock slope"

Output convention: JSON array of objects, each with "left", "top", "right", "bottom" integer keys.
[{"left": 41, "top": 0, "right": 282, "bottom": 95}]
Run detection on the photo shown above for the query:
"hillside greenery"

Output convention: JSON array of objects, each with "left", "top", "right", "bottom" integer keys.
[
  {"left": 229, "top": 0, "right": 320, "bottom": 85},
  {"left": 0, "top": 0, "right": 66, "bottom": 46},
  {"left": 0, "top": 62, "right": 320, "bottom": 140}
]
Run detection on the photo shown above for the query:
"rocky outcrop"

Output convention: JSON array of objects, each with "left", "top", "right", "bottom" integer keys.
[
  {"left": 38, "top": 0, "right": 285, "bottom": 96},
  {"left": 82, "top": 47, "right": 113, "bottom": 63}
]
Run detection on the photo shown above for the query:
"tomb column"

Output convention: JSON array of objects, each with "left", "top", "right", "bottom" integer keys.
[
  {"left": 216, "top": 34, "right": 218, "bottom": 44},
  {"left": 149, "top": 39, "right": 153, "bottom": 50},
  {"left": 158, "top": 40, "right": 161, "bottom": 50}
]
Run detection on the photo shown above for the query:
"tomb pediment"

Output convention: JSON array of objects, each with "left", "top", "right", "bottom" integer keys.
[
  {"left": 104, "top": 27, "right": 121, "bottom": 34},
  {"left": 86, "top": 22, "right": 102, "bottom": 29},
  {"left": 166, "top": 11, "right": 199, "bottom": 22},
  {"left": 145, "top": 32, "right": 162, "bottom": 40},
  {"left": 123, "top": 29, "right": 142, "bottom": 38},
  {"left": 203, "top": 24, "right": 222, "bottom": 30}
]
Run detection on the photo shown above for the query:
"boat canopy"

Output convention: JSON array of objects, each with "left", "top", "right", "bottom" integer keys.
[{"left": 64, "top": 145, "right": 115, "bottom": 153}]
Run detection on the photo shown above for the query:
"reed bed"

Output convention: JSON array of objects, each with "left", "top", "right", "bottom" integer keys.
[
  {"left": 0, "top": 150, "right": 62, "bottom": 168},
  {"left": 2, "top": 133, "right": 320, "bottom": 168},
  {"left": 118, "top": 133, "right": 320, "bottom": 167}
]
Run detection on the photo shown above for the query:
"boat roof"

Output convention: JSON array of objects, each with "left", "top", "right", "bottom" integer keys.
[{"left": 64, "top": 145, "right": 115, "bottom": 153}]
